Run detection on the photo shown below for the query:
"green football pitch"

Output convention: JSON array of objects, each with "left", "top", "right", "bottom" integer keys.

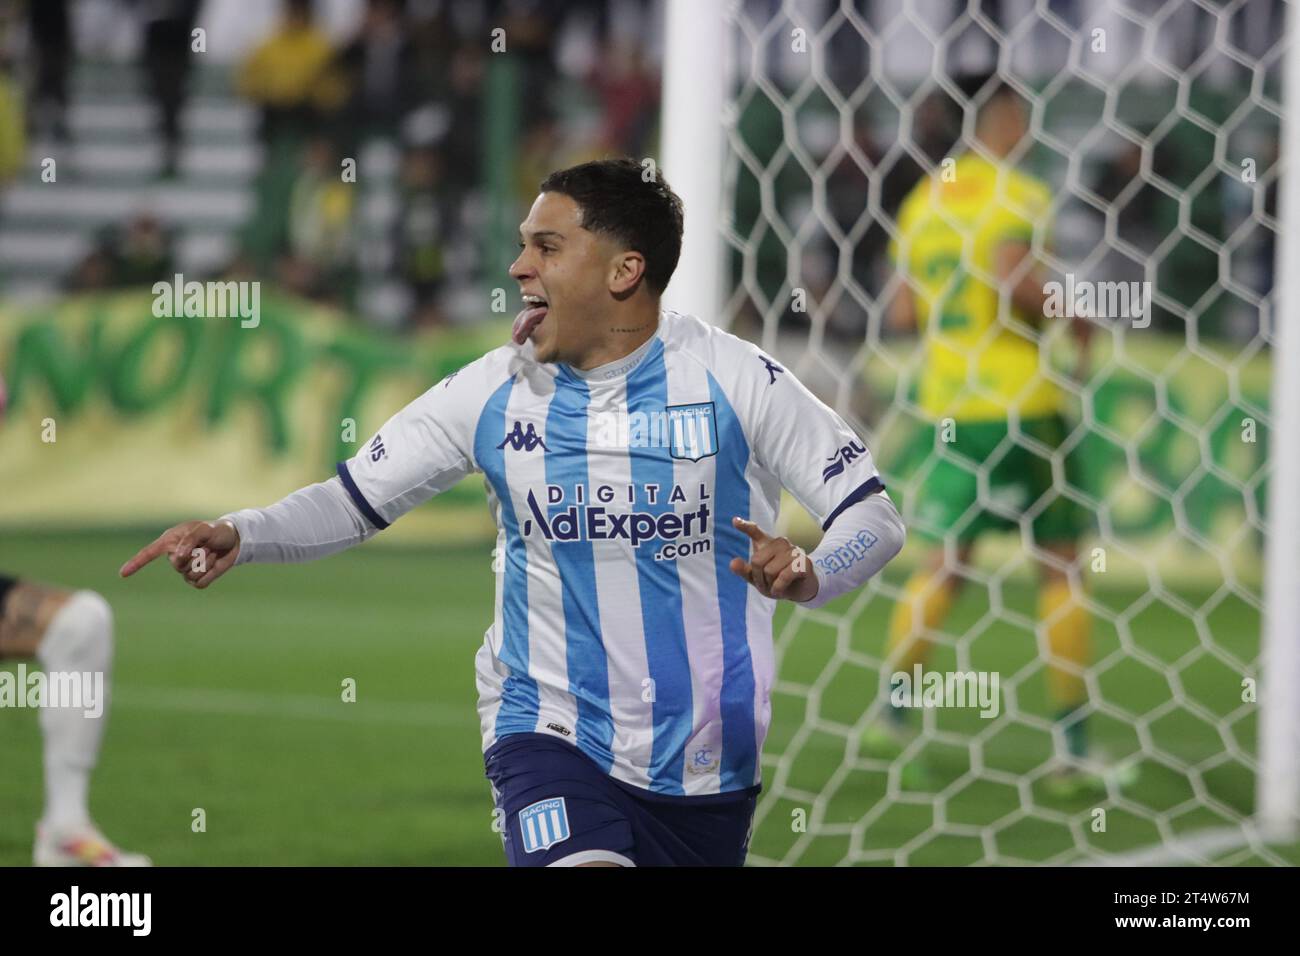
[{"left": 2, "top": 529, "right": 1296, "bottom": 866}]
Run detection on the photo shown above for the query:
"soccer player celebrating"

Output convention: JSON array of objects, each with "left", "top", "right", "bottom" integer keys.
[
  {"left": 0, "top": 376, "right": 150, "bottom": 866},
  {"left": 878, "top": 74, "right": 1102, "bottom": 796},
  {"left": 120, "top": 159, "right": 905, "bottom": 866}
]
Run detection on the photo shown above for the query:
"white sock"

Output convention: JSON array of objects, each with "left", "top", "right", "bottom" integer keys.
[{"left": 34, "top": 590, "right": 114, "bottom": 831}]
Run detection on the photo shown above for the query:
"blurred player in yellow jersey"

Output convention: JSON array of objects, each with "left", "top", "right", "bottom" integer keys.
[{"left": 876, "top": 74, "right": 1109, "bottom": 797}]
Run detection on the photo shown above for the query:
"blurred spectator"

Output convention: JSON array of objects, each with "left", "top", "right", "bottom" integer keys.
[
  {"left": 334, "top": 0, "right": 419, "bottom": 151},
  {"left": 68, "top": 213, "right": 176, "bottom": 292},
  {"left": 588, "top": 38, "right": 657, "bottom": 156},
  {"left": 237, "top": 0, "right": 348, "bottom": 268},
  {"left": 394, "top": 144, "right": 451, "bottom": 328},
  {"left": 0, "top": 55, "right": 26, "bottom": 190},
  {"left": 235, "top": 0, "right": 345, "bottom": 143},
  {"left": 515, "top": 112, "right": 567, "bottom": 205},
  {"left": 490, "top": 0, "right": 564, "bottom": 112},
  {"left": 400, "top": 8, "right": 489, "bottom": 277},
  {"left": 137, "top": 0, "right": 202, "bottom": 179},
  {"left": 279, "top": 135, "right": 356, "bottom": 305},
  {"left": 440, "top": 43, "right": 487, "bottom": 207},
  {"left": 28, "top": 0, "right": 71, "bottom": 144}
]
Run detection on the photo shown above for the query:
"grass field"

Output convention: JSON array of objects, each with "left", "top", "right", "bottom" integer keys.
[{"left": 2, "top": 529, "right": 1296, "bottom": 866}]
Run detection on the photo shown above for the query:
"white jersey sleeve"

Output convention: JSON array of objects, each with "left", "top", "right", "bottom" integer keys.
[
  {"left": 336, "top": 349, "right": 512, "bottom": 529},
  {"left": 800, "top": 489, "right": 906, "bottom": 608},
  {"left": 722, "top": 335, "right": 885, "bottom": 530},
  {"left": 221, "top": 475, "right": 378, "bottom": 566}
]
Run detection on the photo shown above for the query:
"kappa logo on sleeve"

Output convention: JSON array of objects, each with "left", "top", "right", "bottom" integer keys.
[
  {"left": 759, "top": 354, "right": 784, "bottom": 385},
  {"left": 814, "top": 528, "right": 880, "bottom": 576},
  {"left": 519, "top": 797, "right": 570, "bottom": 853},
  {"left": 822, "top": 440, "right": 867, "bottom": 482}
]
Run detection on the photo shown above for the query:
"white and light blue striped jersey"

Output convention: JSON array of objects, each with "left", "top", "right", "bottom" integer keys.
[{"left": 337, "top": 311, "right": 884, "bottom": 798}]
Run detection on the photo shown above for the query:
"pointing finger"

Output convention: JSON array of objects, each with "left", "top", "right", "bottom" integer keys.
[
  {"left": 732, "top": 516, "right": 770, "bottom": 545},
  {"left": 119, "top": 536, "right": 170, "bottom": 578}
]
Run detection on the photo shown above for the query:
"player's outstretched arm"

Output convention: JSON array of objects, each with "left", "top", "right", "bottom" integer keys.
[
  {"left": 119, "top": 519, "right": 241, "bottom": 590},
  {"left": 118, "top": 351, "right": 494, "bottom": 590}
]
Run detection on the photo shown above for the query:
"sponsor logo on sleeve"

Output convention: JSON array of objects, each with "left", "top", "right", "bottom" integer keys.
[
  {"left": 821, "top": 440, "right": 867, "bottom": 482},
  {"left": 813, "top": 529, "right": 879, "bottom": 576}
]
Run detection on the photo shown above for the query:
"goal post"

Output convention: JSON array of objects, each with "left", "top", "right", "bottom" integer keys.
[
  {"left": 662, "top": 0, "right": 1300, "bottom": 865},
  {"left": 660, "top": 0, "right": 726, "bottom": 322},
  {"left": 1259, "top": 0, "right": 1300, "bottom": 841}
]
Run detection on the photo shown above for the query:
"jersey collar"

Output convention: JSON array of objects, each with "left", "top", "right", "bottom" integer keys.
[{"left": 555, "top": 322, "right": 663, "bottom": 387}]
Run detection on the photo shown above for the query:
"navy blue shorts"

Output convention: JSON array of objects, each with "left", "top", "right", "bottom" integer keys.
[{"left": 484, "top": 732, "right": 760, "bottom": 867}]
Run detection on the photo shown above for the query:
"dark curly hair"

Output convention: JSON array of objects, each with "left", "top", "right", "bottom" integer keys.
[{"left": 540, "top": 158, "right": 685, "bottom": 295}]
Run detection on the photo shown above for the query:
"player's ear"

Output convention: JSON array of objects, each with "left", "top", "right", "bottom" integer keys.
[{"left": 609, "top": 250, "right": 647, "bottom": 296}]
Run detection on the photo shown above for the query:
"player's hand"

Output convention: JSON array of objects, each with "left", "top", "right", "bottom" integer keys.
[
  {"left": 728, "top": 517, "right": 819, "bottom": 603},
  {"left": 118, "top": 519, "right": 241, "bottom": 589}
]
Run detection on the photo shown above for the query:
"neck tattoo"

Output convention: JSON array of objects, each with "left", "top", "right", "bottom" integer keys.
[{"left": 609, "top": 322, "right": 651, "bottom": 334}]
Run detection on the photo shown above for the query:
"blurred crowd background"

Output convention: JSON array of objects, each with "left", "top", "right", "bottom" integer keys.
[
  {"left": 0, "top": 0, "right": 664, "bottom": 331},
  {"left": 0, "top": 0, "right": 1286, "bottom": 340}
]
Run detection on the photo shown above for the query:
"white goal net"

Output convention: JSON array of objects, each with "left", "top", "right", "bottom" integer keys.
[{"left": 694, "top": 0, "right": 1299, "bottom": 866}]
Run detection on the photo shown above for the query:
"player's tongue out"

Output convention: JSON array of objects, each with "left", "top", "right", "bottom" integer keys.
[{"left": 512, "top": 297, "right": 549, "bottom": 345}]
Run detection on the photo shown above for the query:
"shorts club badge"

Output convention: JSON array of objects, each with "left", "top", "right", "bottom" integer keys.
[{"left": 518, "top": 797, "right": 571, "bottom": 854}]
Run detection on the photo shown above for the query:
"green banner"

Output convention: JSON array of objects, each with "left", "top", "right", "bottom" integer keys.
[{"left": 0, "top": 291, "right": 511, "bottom": 542}]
